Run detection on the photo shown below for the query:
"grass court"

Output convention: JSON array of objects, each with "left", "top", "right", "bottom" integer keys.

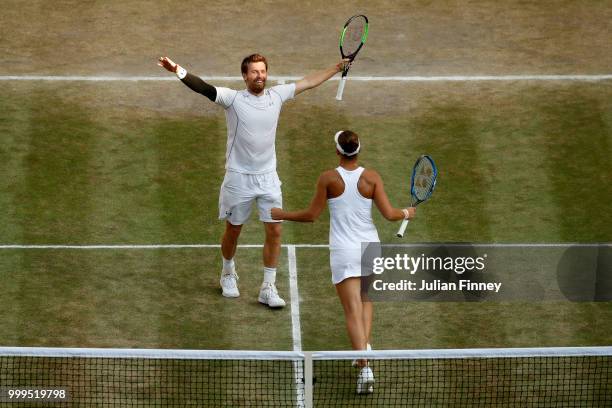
[{"left": 1, "top": 1, "right": 611, "bottom": 354}]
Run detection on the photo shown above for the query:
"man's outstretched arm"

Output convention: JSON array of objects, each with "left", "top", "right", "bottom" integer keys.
[
  {"left": 158, "top": 57, "right": 217, "bottom": 102},
  {"left": 293, "top": 59, "right": 349, "bottom": 96}
]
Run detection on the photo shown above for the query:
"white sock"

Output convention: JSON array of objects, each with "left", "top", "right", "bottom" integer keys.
[
  {"left": 263, "top": 267, "right": 276, "bottom": 285},
  {"left": 222, "top": 257, "right": 235, "bottom": 273}
]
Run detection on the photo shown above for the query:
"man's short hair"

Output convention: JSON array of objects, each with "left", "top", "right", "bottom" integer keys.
[{"left": 241, "top": 54, "right": 268, "bottom": 74}]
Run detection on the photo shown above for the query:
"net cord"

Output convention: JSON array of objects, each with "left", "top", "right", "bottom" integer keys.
[
  {"left": 1, "top": 346, "right": 610, "bottom": 360},
  {"left": 312, "top": 346, "right": 612, "bottom": 360},
  {"left": 0, "top": 347, "right": 303, "bottom": 360}
]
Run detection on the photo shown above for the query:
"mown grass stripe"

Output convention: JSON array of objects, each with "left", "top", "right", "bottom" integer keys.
[
  {"left": 0, "top": 84, "right": 33, "bottom": 343},
  {"left": 15, "top": 88, "right": 98, "bottom": 345}
]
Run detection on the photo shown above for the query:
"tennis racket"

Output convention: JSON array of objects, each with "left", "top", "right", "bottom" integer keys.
[
  {"left": 397, "top": 155, "right": 438, "bottom": 238},
  {"left": 336, "top": 14, "right": 369, "bottom": 101}
]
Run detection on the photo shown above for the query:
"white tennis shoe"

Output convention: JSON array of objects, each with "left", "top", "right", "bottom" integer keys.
[
  {"left": 356, "top": 366, "right": 375, "bottom": 394},
  {"left": 220, "top": 269, "right": 239, "bottom": 298},
  {"left": 258, "top": 282, "right": 286, "bottom": 308}
]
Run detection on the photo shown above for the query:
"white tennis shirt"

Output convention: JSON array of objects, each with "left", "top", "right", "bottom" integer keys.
[
  {"left": 328, "top": 166, "right": 380, "bottom": 250},
  {"left": 215, "top": 84, "right": 295, "bottom": 174}
]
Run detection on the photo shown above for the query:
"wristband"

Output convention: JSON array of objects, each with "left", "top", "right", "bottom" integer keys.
[
  {"left": 402, "top": 208, "right": 410, "bottom": 219},
  {"left": 176, "top": 66, "right": 187, "bottom": 79}
]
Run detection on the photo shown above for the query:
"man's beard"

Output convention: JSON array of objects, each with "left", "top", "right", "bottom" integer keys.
[{"left": 249, "top": 79, "right": 266, "bottom": 93}]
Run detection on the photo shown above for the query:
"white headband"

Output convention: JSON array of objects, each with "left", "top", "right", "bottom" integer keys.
[{"left": 334, "top": 130, "right": 361, "bottom": 157}]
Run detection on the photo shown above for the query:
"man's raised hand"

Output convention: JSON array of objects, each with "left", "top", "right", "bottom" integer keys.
[{"left": 158, "top": 57, "right": 178, "bottom": 73}]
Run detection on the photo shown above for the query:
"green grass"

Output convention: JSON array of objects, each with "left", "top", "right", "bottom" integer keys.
[
  {"left": 0, "top": 80, "right": 611, "bottom": 351},
  {"left": 0, "top": 248, "right": 292, "bottom": 349}
]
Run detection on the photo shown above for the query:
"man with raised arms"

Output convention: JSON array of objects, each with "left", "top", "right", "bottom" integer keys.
[{"left": 158, "top": 54, "right": 347, "bottom": 308}]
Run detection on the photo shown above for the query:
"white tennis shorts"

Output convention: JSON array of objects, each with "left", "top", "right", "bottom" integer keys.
[{"left": 219, "top": 170, "right": 282, "bottom": 225}]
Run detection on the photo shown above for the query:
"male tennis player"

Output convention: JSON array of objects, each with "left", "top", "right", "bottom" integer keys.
[
  {"left": 158, "top": 54, "right": 348, "bottom": 308},
  {"left": 271, "top": 130, "right": 415, "bottom": 393}
]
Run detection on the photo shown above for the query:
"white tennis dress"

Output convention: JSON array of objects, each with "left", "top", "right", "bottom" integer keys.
[{"left": 328, "top": 166, "right": 380, "bottom": 284}]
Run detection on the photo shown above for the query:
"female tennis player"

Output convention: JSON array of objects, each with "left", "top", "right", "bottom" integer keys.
[{"left": 271, "top": 130, "right": 415, "bottom": 393}]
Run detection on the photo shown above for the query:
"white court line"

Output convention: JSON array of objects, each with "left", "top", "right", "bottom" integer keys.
[
  {"left": 0, "top": 243, "right": 608, "bottom": 249},
  {"left": 287, "top": 245, "right": 305, "bottom": 407},
  {"left": 1, "top": 75, "right": 611, "bottom": 82},
  {"left": 287, "top": 245, "right": 303, "bottom": 352},
  {"left": 0, "top": 244, "right": 263, "bottom": 249}
]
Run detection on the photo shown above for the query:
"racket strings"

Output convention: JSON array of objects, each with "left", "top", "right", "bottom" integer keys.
[
  {"left": 412, "top": 162, "right": 436, "bottom": 201},
  {"left": 342, "top": 19, "right": 365, "bottom": 56}
]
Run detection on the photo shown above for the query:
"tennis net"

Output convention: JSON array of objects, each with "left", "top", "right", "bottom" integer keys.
[{"left": 1, "top": 346, "right": 610, "bottom": 407}]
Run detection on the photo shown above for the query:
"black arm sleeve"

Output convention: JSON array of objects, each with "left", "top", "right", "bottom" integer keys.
[{"left": 180, "top": 72, "right": 217, "bottom": 102}]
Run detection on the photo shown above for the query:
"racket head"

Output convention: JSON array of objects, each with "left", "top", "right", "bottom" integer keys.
[
  {"left": 339, "top": 15, "right": 369, "bottom": 60},
  {"left": 410, "top": 155, "right": 437, "bottom": 204}
]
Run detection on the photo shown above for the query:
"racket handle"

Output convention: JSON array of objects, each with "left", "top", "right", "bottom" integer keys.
[
  {"left": 396, "top": 219, "right": 410, "bottom": 238},
  {"left": 336, "top": 76, "right": 347, "bottom": 100}
]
